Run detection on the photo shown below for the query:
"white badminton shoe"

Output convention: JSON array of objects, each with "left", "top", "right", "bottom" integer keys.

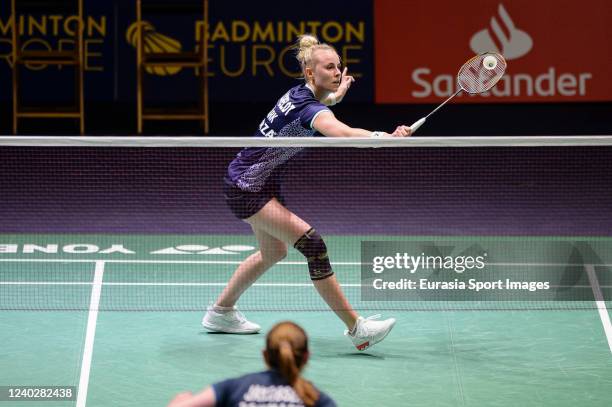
[
  {"left": 345, "top": 315, "right": 396, "bottom": 351},
  {"left": 202, "top": 305, "right": 261, "bottom": 334}
]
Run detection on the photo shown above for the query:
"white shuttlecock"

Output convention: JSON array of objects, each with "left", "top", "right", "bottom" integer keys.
[{"left": 483, "top": 55, "right": 498, "bottom": 70}]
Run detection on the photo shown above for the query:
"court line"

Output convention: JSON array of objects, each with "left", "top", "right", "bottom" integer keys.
[
  {"left": 585, "top": 265, "right": 612, "bottom": 354},
  {"left": 0, "top": 281, "right": 358, "bottom": 287},
  {"left": 445, "top": 315, "right": 466, "bottom": 406},
  {"left": 1, "top": 281, "right": 609, "bottom": 289},
  {"left": 0, "top": 259, "right": 350, "bottom": 265},
  {"left": 76, "top": 261, "right": 104, "bottom": 407},
  {"left": 0, "top": 258, "right": 611, "bottom": 267}
]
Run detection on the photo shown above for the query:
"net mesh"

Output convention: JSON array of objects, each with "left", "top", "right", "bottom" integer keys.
[{"left": 0, "top": 136, "right": 611, "bottom": 312}]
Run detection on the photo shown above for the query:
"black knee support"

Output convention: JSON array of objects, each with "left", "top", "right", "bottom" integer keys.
[{"left": 294, "top": 228, "right": 334, "bottom": 281}]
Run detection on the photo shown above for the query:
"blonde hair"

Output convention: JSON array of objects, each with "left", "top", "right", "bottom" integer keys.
[
  {"left": 265, "top": 321, "right": 319, "bottom": 407},
  {"left": 295, "top": 34, "right": 337, "bottom": 76}
]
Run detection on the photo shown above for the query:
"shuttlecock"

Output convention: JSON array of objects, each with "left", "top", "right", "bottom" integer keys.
[{"left": 483, "top": 55, "right": 497, "bottom": 70}]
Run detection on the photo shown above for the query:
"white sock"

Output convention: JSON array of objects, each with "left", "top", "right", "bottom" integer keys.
[
  {"left": 213, "top": 304, "right": 234, "bottom": 314},
  {"left": 349, "top": 317, "right": 361, "bottom": 335}
]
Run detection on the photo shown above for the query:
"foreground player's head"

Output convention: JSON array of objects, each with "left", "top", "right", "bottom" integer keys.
[
  {"left": 264, "top": 321, "right": 318, "bottom": 406},
  {"left": 296, "top": 34, "right": 341, "bottom": 93}
]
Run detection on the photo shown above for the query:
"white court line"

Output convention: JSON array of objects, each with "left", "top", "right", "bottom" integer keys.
[
  {"left": 0, "top": 258, "right": 611, "bottom": 267},
  {"left": 585, "top": 265, "right": 612, "bottom": 354},
  {"left": 76, "top": 261, "right": 104, "bottom": 407},
  {"left": 0, "top": 258, "right": 354, "bottom": 265},
  {"left": 0, "top": 281, "right": 362, "bottom": 287},
  {"left": 1, "top": 281, "right": 610, "bottom": 290}
]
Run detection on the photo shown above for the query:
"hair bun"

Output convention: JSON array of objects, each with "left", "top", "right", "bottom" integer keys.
[
  {"left": 298, "top": 34, "right": 319, "bottom": 50},
  {"left": 295, "top": 33, "right": 335, "bottom": 78}
]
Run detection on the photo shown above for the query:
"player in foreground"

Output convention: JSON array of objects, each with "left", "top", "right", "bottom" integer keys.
[
  {"left": 168, "top": 322, "right": 336, "bottom": 407},
  {"left": 202, "top": 34, "right": 412, "bottom": 351}
]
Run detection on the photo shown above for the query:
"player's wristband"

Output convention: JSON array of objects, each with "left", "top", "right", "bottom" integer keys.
[
  {"left": 370, "top": 131, "right": 384, "bottom": 138},
  {"left": 328, "top": 92, "right": 337, "bottom": 106}
]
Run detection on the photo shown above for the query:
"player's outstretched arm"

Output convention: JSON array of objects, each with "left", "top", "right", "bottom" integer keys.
[{"left": 313, "top": 111, "right": 412, "bottom": 138}]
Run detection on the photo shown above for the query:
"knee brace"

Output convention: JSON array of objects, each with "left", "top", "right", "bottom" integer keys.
[{"left": 293, "top": 228, "right": 334, "bottom": 281}]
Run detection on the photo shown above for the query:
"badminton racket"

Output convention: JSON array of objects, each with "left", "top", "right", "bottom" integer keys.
[{"left": 410, "top": 52, "right": 507, "bottom": 134}]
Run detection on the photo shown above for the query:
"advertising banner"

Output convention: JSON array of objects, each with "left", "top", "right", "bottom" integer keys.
[
  {"left": 0, "top": 0, "right": 373, "bottom": 103},
  {"left": 374, "top": 0, "right": 612, "bottom": 103}
]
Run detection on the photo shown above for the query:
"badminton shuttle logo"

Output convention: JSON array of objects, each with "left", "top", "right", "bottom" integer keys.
[
  {"left": 470, "top": 4, "right": 532, "bottom": 60},
  {"left": 126, "top": 21, "right": 183, "bottom": 76}
]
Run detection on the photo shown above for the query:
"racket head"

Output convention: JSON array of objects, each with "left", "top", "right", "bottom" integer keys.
[{"left": 457, "top": 52, "right": 507, "bottom": 94}]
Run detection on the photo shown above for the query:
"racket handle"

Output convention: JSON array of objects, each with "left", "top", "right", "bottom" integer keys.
[{"left": 410, "top": 117, "right": 426, "bottom": 134}]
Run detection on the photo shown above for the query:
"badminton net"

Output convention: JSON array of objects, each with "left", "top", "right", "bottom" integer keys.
[{"left": 0, "top": 135, "right": 611, "bottom": 311}]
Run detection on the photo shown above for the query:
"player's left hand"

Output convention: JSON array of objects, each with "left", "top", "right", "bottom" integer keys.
[
  {"left": 336, "top": 67, "right": 355, "bottom": 101},
  {"left": 391, "top": 125, "right": 412, "bottom": 137}
]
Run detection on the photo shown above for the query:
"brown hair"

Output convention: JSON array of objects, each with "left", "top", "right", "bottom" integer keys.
[
  {"left": 265, "top": 321, "right": 319, "bottom": 407},
  {"left": 295, "top": 34, "right": 338, "bottom": 79}
]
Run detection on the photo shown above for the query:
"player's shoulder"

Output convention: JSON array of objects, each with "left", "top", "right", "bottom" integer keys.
[
  {"left": 234, "top": 370, "right": 278, "bottom": 384},
  {"left": 213, "top": 370, "right": 270, "bottom": 394},
  {"left": 288, "top": 83, "right": 320, "bottom": 105}
]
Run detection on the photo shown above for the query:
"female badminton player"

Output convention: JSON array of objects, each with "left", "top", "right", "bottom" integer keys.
[
  {"left": 202, "top": 34, "right": 412, "bottom": 351},
  {"left": 168, "top": 321, "right": 336, "bottom": 407}
]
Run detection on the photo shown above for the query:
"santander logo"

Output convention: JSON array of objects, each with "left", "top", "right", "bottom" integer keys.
[
  {"left": 410, "top": 3, "right": 592, "bottom": 99},
  {"left": 470, "top": 4, "right": 532, "bottom": 60}
]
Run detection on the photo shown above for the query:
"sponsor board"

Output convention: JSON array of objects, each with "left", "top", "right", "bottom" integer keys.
[{"left": 374, "top": 0, "right": 612, "bottom": 103}]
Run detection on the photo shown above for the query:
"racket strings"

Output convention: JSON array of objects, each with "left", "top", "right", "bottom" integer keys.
[{"left": 458, "top": 53, "right": 506, "bottom": 94}]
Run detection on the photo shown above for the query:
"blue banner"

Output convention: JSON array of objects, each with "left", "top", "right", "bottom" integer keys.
[{"left": 0, "top": 0, "right": 373, "bottom": 103}]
